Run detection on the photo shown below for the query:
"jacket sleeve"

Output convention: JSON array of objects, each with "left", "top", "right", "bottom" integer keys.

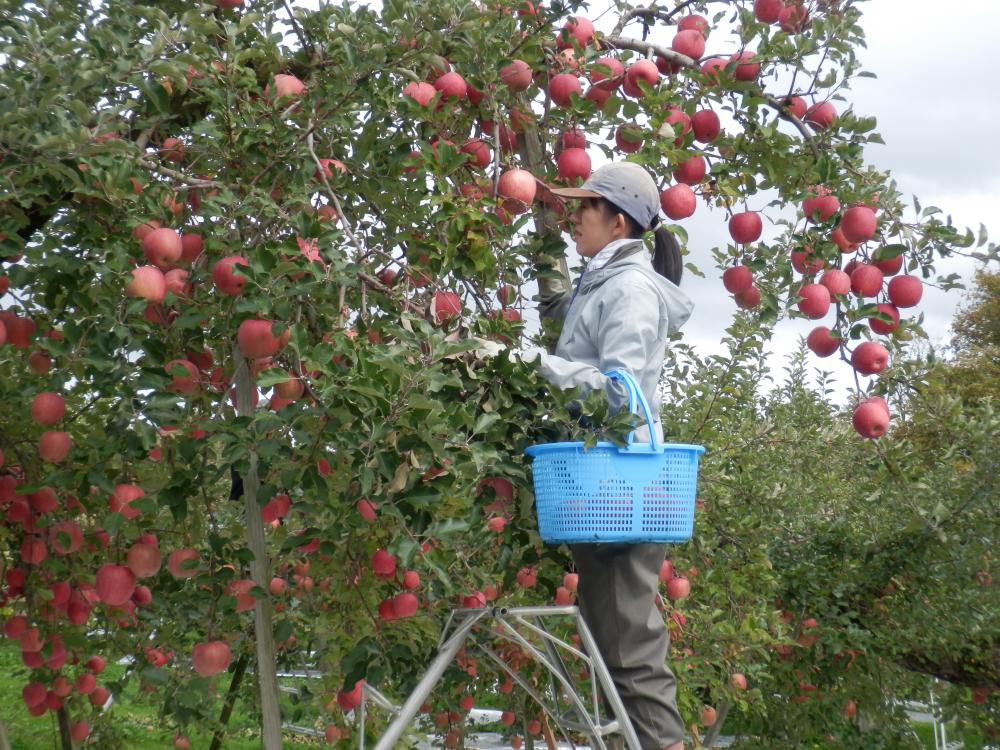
[{"left": 536, "top": 277, "right": 660, "bottom": 415}]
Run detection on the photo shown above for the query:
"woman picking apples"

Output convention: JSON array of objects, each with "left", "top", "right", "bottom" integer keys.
[{"left": 531, "top": 162, "right": 694, "bottom": 750}]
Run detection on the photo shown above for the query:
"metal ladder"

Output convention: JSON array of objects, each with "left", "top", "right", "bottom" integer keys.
[{"left": 359, "top": 604, "right": 642, "bottom": 750}]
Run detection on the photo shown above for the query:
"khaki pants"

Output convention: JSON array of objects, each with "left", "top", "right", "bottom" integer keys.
[{"left": 570, "top": 543, "right": 684, "bottom": 750}]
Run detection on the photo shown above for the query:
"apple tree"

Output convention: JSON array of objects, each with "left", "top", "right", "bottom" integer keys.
[{"left": 0, "top": 0, "right": 996, "bottom": 748}]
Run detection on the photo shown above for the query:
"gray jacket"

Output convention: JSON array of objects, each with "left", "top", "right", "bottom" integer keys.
[{"left": 535, "top": 241, "right": 694, "bottom": 442}]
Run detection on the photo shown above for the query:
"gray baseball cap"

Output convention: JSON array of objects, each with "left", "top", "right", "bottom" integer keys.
[{"left": 549, "top": 162, "right": 661, "bottom": 230}]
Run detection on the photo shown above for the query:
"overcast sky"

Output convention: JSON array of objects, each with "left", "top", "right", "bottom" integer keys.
[{"left": 568, "top": 0, "right": 1000, "bottom": 401}]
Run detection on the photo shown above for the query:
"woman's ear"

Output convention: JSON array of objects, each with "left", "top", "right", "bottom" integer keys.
[{"left": 615, "top": 212, "right": 630, "bottom": 238}]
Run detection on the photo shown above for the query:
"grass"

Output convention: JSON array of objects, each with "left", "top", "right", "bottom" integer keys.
[{"left": 913, "top": 720, "right": 991, "bottom": 750}]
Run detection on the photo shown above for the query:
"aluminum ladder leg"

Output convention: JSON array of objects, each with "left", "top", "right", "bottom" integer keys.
[{"left": 365, "top": 605, "right": 642, "bottom": 750}]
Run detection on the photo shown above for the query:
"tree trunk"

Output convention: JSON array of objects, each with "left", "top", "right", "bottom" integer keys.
[
  {"left": 56, "top": 706, "right": 72, "bottom": 750},
  {"left": 234, "top": 358, "right": 283, "bottom": 750},
  {"left": 518, "top": 104, "right": 572, "bottom": 311},
  {"left": 209, "top": 653, "right": 251, "bottom": 750},
  {"left": 0, "top": 721, "right": 12, "bottom": 750},
  {"left": 702, "top": 700, "right": 731, "bottom": 749}
]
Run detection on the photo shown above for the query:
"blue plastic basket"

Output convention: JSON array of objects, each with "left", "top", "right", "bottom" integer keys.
[{"left": 525, "top": 370, "right": 705, "bottom": 544}]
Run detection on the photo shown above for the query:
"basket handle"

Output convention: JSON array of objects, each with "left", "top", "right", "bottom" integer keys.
[{"left": 604, "top": 369, "right": 660, "bottom": 450}]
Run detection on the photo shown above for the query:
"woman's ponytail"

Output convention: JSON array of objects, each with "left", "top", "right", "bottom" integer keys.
[{"left": 651, "top": 224, "right": 683, "bottom": 286}]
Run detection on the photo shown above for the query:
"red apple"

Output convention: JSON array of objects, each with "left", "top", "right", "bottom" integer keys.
[
  {"left": 49, "top": 520, "right": 84, "bottom": 555},
  {"left": 549, "top": 73, "right": 581, "bottom": 106},
  {"left": 730, "top": 50, "right": 760, "bottom": 80},
  {"left": 730, "top": 673, "right": 748, "bottom": 690},
  {"left": 660, "top": 184, "right": 696, "bottom": 220},
  {"left": 558, "top": 16, "right": 595, "bottom": 49},
  {"left": 403, "top": 570, "right": 420, "bottom": 590},
  {"left": 431, "top": 292, "right": 462, "bottom": 325},
  {"left": 212, "top": 256, "right": 250, "bottom": 296},
  {"left": 615, "top": 124, "right": 644, "bottom": 153},
  {"left": 699, "top": 705, "right": 717, "bottom": 726},
  {"left": 832, "top": 226, "right": 859, "bottom": 253},
  {"left": 371, "top": 549, "right": 397, "bottom": 579},
  {"left": 729, "top": 211, "right": 763, "bottom": 244},
  {"left": 868, "top": 303, "right": 900, "bottom": 335},
  {"left": 127, "top": 266, "right": 166, "bottom": 303},
  {"left": 851, "top": 341, "right": 889, "bottom": 375},
  {"left": 557, "top": 148, "right": 591, "bottom": 182},
  {"left": 672, "top": 29, "right": 706, "bottom": 60},
  {"left": 722, "top": 265, "right": 753, "bottom": 294},
  {"left": 354, "top": 498, "right": 378, "bottom": 523},
  {"left": 659, "top": 559, "right": 674, "bottom": 582},
  {"left": 805, "top": 101, "right": 836, "bottom": 130},
  {"left": 75, "top": 673, "right": 97, "bottom": 695},
  {"left": 691, "top": 109, "right": 721, "bottom": 143},
  {"left": 497, "top": 168, "right": 536, "bottom": 211},
  {"left": 164, "top": 268, "right": 191, "bottom": 297},
  {"left": 820, "top": 269, "right": 851, "bottom": 296},
  {"left": 460, "top": 139, "right": 491, "bottom": 170},
  {"left": 403, "top": 81, "right": 436, "bottom": 107},
  {"left": 142, "top": 228, "right": 183, "bottom": 269},
  {"left": 667, "top": 576, "right": 690, "bottom": 600},
  {"left": 160, "top": 137, "right": 185, "bottom": 163},
  {"left": 433, "top": 72, "right": 467, "bottom": 101},
  {"left": 38, "top": 431, "right": 71, "bottom": 463},
  {"left": 664, "top": 107, "right": 692, "bottom": 144},
  {"left": 872, "top": 254, "right": 903, "bottom": 276},
  {"left": 516, "top": 567, "right": 537, "bottom": 588},
  {"left": 778, "top": 3, "right": 810, "bottom": 32},
  {"left": 840, "top": 205, "right": 877, "bottom": 244},
  {"left": 238, "top": 319, "right": 289, "bottom": 359},
  {"left": 192, "top": 640, "right": 231, "bottom": 677},
  {"left": 784, "top": 95, "right": 808, "bottom": 119},
  {"left": 589, "top": 56, "right": 624, "bottom": 86},
  {"left": 852, "top": 397, "right": 889, "bottom": 439},
  {"left": 850, "top": 263, "right": 884, "bottom": 298},
  {"left": 392, "top": 592, "right": 419, "bottom": 618},
  {"left": 797, "top": 283, "right": 831, "bottom": 319},
  {"left": 270, "top": 73, "right": 305, "bottom": 100},
  {"left": 96, "top": 564, "right": 136, "bottom": 606},
  {"left": 31, "top": 392, "right": 65, "bottom": 425},
  {"left": 557, "top": 129, "right": 587, "bottom": 153},
  {"left": 500, "top": 60, "right": 532, "bottom": 91},
  {"left": 165, "top": 359, "right": 199, "bottom": 394},
  {"left": 337, "top": 679, "right": 364, "bottom": 711},
  {"left": 27, "top": 350, "right": 51, "bottom": 374},
  {"left": 167, "top": 548, "right": 200, "bottom": 579},
  {"left": 803, "top": 188, "right": 840, "bottom": 222},
  {"left": 22, "top": 682, "right": 47, "bottom": 709},
  {"left": 127, "top": 543, "right": 162, "bottom": 579},
  {"left": 673, "top": 155, "right": 706, "bottom": 185},
  {"left": 754, "top": 0, "right": 784, "bottom": 23},
  {"left": 109, "top": 483, "right": 144, "bottom": 520},
  {"left": 888, "top": 275, "right": 922, "bottom": 307},
  {"left": 625, "top": 59, "right": 659, "bottom": 96},
  {"left": 735, "top": 287, "right": 761, "bottom": 309},
  {"left": 678, "top": 14, "right": 709, "bottom": 35}
]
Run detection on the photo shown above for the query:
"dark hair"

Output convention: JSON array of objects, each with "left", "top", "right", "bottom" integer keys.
[{"left": 596, "top": 198, "right": 684, "bottom": 286}]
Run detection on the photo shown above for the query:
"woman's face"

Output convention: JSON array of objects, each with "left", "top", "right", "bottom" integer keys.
[{"left": 569, "top": 198, "right": 627, "bottom": 258}]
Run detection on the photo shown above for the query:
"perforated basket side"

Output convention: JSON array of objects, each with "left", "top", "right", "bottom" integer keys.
[{"left": 528, "top": 443, "right": 702, "bottom": 544}]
